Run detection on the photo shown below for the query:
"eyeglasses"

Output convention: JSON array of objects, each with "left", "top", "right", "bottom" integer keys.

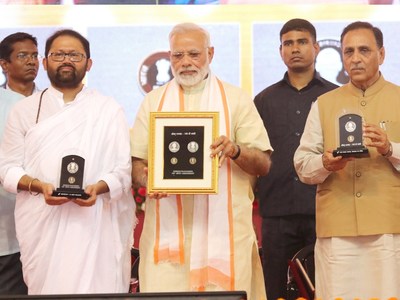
[
  {"left": 170, "top": 49, "right": 206, "bottom": 62},
  {"left": 48, "top": 52, "right": 86, "bottom": 62},
  {"left": 16, "top": 53, "right": 40, "bottom": 62}
]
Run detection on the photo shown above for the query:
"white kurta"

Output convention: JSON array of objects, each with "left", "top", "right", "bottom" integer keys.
[
  {"left": 0, "top": 88, "right": 24, "bottom": 256},
  {"left": 0, "top": 86, "right": 135, "bottom": 294}
]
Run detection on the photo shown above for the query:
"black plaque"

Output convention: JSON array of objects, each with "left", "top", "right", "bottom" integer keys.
[
  {"left": 52, "top": 155, "right": 90, "bottom": 199},
  {"left": 163, "top": 126, "right": 204, "bottom": 180},
  {"left": 333, "top": 113, "right": 369, "bottom": 158}
]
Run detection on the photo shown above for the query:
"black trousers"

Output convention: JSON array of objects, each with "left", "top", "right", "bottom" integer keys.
[
  {"left": 262, "top": 215, "right": 315, "bottom": 300},
  {"left": 0, "top": 252, "right": 28, "bottom": 295}
]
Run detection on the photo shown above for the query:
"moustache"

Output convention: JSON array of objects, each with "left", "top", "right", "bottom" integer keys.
[
  {"left": 178, "top": 67, "right": 198, "bottom": 73},
  {"left": 57, "top": 64, "right": 75, "bottom": 71}
]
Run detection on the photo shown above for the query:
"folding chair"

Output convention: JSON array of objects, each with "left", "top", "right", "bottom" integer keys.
[
  {"left": 129, "top": 247, "right": 140, "bottom": 293},
  {"left": 286, "top": 244, "right": 315, "bottom": 300}
]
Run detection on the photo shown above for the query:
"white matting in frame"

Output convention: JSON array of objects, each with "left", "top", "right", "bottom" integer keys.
[{"left": 148, "top": 111, "right": 219, "bottom": 194}]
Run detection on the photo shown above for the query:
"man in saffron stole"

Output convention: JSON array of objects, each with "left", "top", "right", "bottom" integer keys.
[
  {"left": 131, "top": 23, "right": 272, "bottom": 299},
  {"left": 0, "top": 29, "right": 135, "bottom": 294}
]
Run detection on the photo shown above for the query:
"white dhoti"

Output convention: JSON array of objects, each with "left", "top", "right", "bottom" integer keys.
[{"left": 315, "top": 234, "right": 400, "bottom": 299}]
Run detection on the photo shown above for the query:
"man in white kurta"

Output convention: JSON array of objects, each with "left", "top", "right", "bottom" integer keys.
[
  {"left": 294, "top": 22, "right": 400, "bottom": 299},
  {"left": 131, "top": 23, "right": 272, "bottom": 300},
  {"left": 0, "top": 29, "right": 135, "bottom": 294},
  {"left": 0, "top": 31, "right": 40, "bottom": 295},
  {"left": 0, "top": 88, "right": 28, "bottom": 294}
]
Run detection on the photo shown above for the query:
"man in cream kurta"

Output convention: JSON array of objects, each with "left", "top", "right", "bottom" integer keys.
[
  {"left": 131, "top": 23, "right": 272, "bottom": 300},
  {"left": 0, "top": 29, "right": 135, "bottom": 294},
  {"left": 294, "top": 22, "right": 400, "bottom": 299}
]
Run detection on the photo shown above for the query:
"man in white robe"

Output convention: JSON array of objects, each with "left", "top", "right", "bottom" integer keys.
[{"left": 0, "top": 29, "right": 135, "bottom": 295}]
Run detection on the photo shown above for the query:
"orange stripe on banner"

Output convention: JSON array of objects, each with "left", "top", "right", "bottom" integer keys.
[
  {"left": 227, "top": 170, "right": 235, "bottom": 290},
  {"left": 176, "top": 195, "right": 185, "bottom": 264},
  {"left": 217, "top": 79, "right": 231, "bottom": 140},
  {"left": 190, "top": 267, "right": 208, "bottom": 290},
  {"left": 178, "top": 86, "right": 184, "bottom": 111},
  {"left": 156, "top": 248, "right": 170, "bottom": 261},
  {"left": 177, "top": 86, "right": 185, "bottom": 264},
  {"left": 157, "top": 248, "right": 182, "bottom": 264},
  {"left": 154, "top": 82, "right": 169, "bottom": 264},
  {"left": 155, "top": 85, "right": 168, "bottom": 263},
  {"left": 208, "top": 266, "right": 232, "bottom": 291},
  {"left": 154, "top": 83, "right": 169, "bottom": 264},
  {"left": 217, "top": 78, "right": 235, "bottom": 290},
  {"left": 226, "top": 159, "right": 235, "bottom": 290},
  {"left": 154, "top": 199, "right": 161, "bottom": 263},
  {"left": 157, "top": 82, "right": 169, "bottom": 111},
  {"left": 190, "top": 266, "right": 232, "bottom": 292}
]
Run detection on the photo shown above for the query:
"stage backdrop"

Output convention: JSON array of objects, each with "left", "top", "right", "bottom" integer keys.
[{"left": 1, "top": 5, "right": 399, "bottom": 124}]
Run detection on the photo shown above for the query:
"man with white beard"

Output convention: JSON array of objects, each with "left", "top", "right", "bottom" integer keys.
[{"left": 130, "top": 22, "right": 272, "bottom": 299}]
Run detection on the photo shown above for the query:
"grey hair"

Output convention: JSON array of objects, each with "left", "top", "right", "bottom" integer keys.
[{"left": 169, "top": 22, "right": 211, "bottom": 47}]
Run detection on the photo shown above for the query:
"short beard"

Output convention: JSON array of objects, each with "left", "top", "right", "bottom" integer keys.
[
  {"left": 173, "top": 66, "right": 209, "bottom": 88},
  {"left": 48, "top": 64, "right": 86, "bottom": 89}
]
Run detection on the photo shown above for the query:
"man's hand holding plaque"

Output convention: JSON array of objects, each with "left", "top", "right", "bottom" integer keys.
[
  {"left": 51, "top": 155, "right": 90, "bottom": 200},
  {"left": 333, "top": 113, "right": 369, "bottom": 158}
]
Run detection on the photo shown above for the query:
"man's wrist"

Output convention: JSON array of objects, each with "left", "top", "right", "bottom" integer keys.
[
  {"left": 231, "top": 144, "right": 241, "bottom": 160},
  {"left": 28, "top": 178, "right": 40, "bottom": 196},
  {"left": 140, "top": 174, "right": 148, "bottom": 187},
  {"left": 382, "top": 142, "right": 393, "bottom": 158}
]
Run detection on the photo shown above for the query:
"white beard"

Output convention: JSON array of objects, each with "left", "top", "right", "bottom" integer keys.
[{"left": 173, "top": 65, "right": 209, "bottom": 88}]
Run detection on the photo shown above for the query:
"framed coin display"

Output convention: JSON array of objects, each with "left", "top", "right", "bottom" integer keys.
[{"left": 148, "top": 111, "right": 219, "bottom": 194}]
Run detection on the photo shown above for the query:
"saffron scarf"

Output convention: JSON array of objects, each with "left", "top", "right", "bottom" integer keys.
[{"left": 153, "top": 74, "right": 235, "bottom": 291}]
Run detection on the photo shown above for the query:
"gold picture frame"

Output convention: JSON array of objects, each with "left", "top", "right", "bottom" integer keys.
[{"left": 148, "top": 111, "right": 219, "bottom": 194}]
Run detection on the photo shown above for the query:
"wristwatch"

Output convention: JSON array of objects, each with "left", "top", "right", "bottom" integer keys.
[{"left": 382, "top": 142, "right": 393, "bottom": 158}]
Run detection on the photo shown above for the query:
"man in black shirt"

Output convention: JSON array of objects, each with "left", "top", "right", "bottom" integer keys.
[{"left": 254, "top": 18, "right": 338, "bottom": 300}]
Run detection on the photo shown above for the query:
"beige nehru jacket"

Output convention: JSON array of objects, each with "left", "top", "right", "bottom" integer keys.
[{"left": 317, "top": 76, "right": 400, "bottom": 237}]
